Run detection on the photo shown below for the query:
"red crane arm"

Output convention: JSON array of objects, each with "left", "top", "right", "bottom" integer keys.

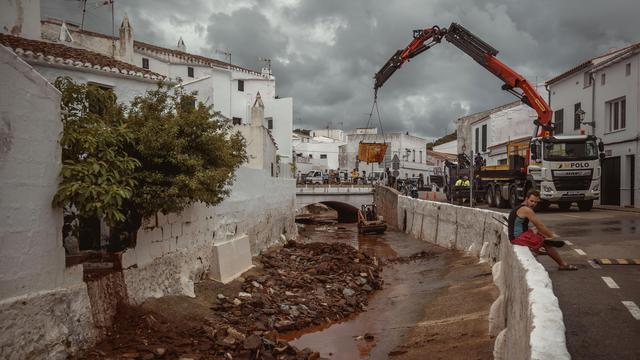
[{"left": 373, "top": 26, "right": 446, "bottom": 95}]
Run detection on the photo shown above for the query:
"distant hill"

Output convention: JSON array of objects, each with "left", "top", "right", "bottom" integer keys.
[{"left": 426, "top": 130, "right": 456, "bottom": 150}]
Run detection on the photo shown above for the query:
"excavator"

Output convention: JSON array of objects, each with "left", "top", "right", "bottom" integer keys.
[{"left": 374, "top": 23, "right": 604, "bottom": 211}]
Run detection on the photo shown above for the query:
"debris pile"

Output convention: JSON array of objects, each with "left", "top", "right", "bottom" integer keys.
[{"left": 82, "top": 241, "right": 382, "bottom": 359}]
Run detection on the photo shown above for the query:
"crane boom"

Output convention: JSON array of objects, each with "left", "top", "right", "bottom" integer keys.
[{"left": 373, "top": 22, "right": 554, "bottom": 136}]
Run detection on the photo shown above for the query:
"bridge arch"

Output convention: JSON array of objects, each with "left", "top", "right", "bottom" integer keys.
[{"left": 317, "top": 201, "right": 359, "bottom": 223}]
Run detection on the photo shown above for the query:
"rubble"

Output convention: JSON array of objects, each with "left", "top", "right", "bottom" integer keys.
[{"left": 79, "top": 241, "right": 382, "bottom": 359}]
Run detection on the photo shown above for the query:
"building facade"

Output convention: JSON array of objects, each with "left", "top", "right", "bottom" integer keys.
[{"left": 547, "top": 44, "right": 640, "bottom": 207}]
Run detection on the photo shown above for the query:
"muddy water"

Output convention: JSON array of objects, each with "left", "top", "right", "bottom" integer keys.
[{"left": 288, "top": 223, "right": 450, "bottom": 359}]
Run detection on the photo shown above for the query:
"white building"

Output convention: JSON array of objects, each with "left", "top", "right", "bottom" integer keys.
[
  {"left": 339, "top": 128, "right": 437, "bottom": 180},
  {"left": 292, "top": 129, "right": 346, "bottom": 173},
  {"left": 39, "top": 16, "right": 293, "bottom": 176},
  {"left": 546, "top": 43, "right": 640, "bottom": 207}
]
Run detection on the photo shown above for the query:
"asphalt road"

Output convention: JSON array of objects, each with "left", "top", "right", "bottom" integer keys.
[{"left": 534, "top": 207, "right": 640, "bottom": 360}]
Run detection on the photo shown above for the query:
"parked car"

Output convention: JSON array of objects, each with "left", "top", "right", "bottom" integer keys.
[{"left": 305, "top": 170, "right": 327, "bottom": 185}]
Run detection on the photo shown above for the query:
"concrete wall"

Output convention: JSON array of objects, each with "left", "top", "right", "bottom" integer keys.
[
  {"left": 374, "top": 186, "right": 570, "bottom": 360},
  {"left": 0, "top": 45, "right": 98, "bottom": 360}
]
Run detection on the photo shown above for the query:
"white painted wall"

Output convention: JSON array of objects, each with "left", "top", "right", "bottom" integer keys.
[
  {"left": 549, "top": 50, "right": 640, "bottom": 206},
  {"left": 0, "top": 45, "right": 97, "bottom": 360},
  {"left": 294, "top": 136, "right": 345, "bottom": 170},
  {"left": 432, "top": 140, "right": 457, "bottom": 154},
  {"left": 0, "top": 0, "right": 41, "bottom": 40}
]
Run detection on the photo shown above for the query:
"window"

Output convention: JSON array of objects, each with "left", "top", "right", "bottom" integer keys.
[
  {"left": 309, "top": 154, "right": 313, "bottom": 159},
  {"left": 574, "top": 103, "right": 581, "bottom": 130},
  {"left": 626, "top": 63, "right": 631, "bottom": 76},
  {"left": 238, "top": 79, "right": 244, "bottom": 92},
  {"left": 475, "top": 127, "right": 479, "bottom": 154},
  {"left": 419, "top": 150, "right": 422, "bottom": 163},
  {"left": 481, "top": 124, "right": 487, "bottom": 152},
  {"left": 142, "top": 57, "right": 149, "bottom": 69},
  {"left": 232, "top": 117, "right": 242, "bottom": 125},
  {"left": 601, "top": 73, "right": 606, "bottom": 85},
  {"left": 187, "top": 67, "right": 194, "bottom": 78},
  {"left": 320, "top": 154, "right": 327, "bottom": 159},
  {"left": 412, "top": 150, "right": 415, "bottom": 162},
  {"left": 87, "top": 82, "right": 113, "bottom": 116},
  {"left": 583, "top": 72, "right": 592, "bottom": 88},
  {"left": 266, "top": 117, "right": 273, "bottom": 130},
  {"left": 607, "top": 97, "right": 626, "bottom": 132},
  {"left": 554, "top": 109, "right": 564, "bottom": 134}
]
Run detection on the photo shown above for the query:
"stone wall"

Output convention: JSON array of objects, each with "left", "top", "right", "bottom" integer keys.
[
  {"left": 120, "top": 167, "right": 297, "bottom": 304},
  {"left": 374, "top": 186, "right": 570, "bottom": 360}
]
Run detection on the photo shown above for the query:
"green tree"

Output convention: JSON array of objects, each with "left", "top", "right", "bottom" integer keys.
[
  {"left": 119, "top": 85, "right": 247, "bottom": 237},
  {"left": 52, "top": 77, "right": 140, "bottom": 234}
]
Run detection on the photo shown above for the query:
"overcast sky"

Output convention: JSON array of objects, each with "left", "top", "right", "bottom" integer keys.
[{"left": 41, "top": 0, "right": 639, "bottom": 140}]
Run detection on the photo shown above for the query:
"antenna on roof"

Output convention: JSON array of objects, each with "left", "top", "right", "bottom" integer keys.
[
  {"left": 80, "top": 0, "right": 87, "bottom": 30},
  {"left": 216, "top": 49, "right": 232, "bottom": 67},
  {"left": 97, "top": 0, "right": 115, "bottom": 57},
  {"left": 258, "top": 57, "right": 272, "bottom": 76}
]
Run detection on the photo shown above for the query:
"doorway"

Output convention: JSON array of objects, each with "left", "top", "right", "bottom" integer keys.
[{"left": 601, "top": 156, "right": 620, "bottom": 205}]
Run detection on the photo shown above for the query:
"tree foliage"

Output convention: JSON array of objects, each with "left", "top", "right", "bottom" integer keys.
[
  {"left": 53, "top": 78, "right": 247, "bottom": 248},
  {"left": 124, "top": 85, "right": 247, "bottom": 222},
  {"left": 52, "top": 77, "right": 139, "bottom": 227}
]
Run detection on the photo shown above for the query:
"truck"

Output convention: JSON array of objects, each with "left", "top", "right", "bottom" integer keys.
[{"left": 373, "top": 22, "right": 605, "bottom": 210}]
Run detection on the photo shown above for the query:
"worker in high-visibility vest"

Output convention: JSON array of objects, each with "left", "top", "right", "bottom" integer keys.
[{"left": 455, "top": 176, "right": 470, "bottom": 187}]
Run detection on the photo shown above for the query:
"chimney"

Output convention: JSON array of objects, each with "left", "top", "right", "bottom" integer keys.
[
  {"left": 118, "top": 13, "right": 134, "bottom": 64},
  {"left": 251, "top": 92, "right": 265, "bottom": 127},
  {"left": 176, "top": 37, "right": 186, "bottom": 52}
]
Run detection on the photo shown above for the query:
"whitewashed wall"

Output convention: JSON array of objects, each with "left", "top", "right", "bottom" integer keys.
[
  {"left": 0, "top": 0, "right": 41, "bottom": 40},
  {"left": 0, "top": 45, "right": 97, "bottom": 360}
]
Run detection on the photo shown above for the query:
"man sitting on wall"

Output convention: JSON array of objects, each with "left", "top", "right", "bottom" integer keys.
[{"left": 508, "top": 190, "right": 578, "bottom": 271}]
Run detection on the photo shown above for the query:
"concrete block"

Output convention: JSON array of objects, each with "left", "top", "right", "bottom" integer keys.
[
  {"left": 410, "top": 200, "right": 424, "bottom": 239},
  {"left": 456, "top": 206, "right": 488, "bottom": 256},
  {"left": 209, "top": 234, "right": 254, "bottom": 284},
  {"left": 420, "top": 201, "right": 439, "bottom": 244},
  {"left": 481, "top": 215, "right": 506, "bottom": 264},
  {"left": 435, "top": 203, "right": 457, "bottom": 249}
]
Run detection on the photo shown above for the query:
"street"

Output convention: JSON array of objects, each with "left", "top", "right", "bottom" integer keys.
[
  {"left": 539, "top": 208, "right": 640, "bottom": 360},
  {"left": 483, "top": 205, "right": 640, "bottom": 359}
]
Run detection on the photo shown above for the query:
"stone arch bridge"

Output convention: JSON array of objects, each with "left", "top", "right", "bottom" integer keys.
[{"left": 296, "top": 185, "right": 374, "bottom": 222}]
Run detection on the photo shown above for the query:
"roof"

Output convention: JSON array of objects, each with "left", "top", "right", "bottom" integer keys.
[
  {"left": 41, "top": 18, "right": 264, "bottom": 77},
  {"left": 546, "top": 43, "right": 640, "bottom": 85},
  {"left": 0, "top": 33, "right": 166, "bottom": 81},
  {"left": 459, "top": 100, "right": 522, "bottom": 125}
]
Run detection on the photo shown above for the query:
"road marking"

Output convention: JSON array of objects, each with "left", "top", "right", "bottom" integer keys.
[
  {"left": 594, "top": 258, "right": 640, "bottom": 265},
  {"left": 622, "top": 301, "right": 640, "bottom": 320},
  {"left": 564, "top": 240, "right": 574, "bottom": 246},
  {"left": 601, "top": 277, "right": 620, "bottom": 289},
  {"left": 587, "top": 260, "right": 601, "bottom": 269},
  {"left": 575, "top": 248, "right": 587, "bottom": 256},
  {"left": 561, "top": 214, "right": 583, "bottom": 219}
]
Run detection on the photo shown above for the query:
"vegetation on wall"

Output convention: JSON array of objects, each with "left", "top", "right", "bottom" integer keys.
[
  {"left": 426, "top": 130, "right": 457, "bottom": 150},
  {"left": 53, "top": 78, "right": 247, "bottom": 251}
]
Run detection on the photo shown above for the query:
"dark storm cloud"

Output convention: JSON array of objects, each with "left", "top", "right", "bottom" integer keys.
[{"left": 41, "top": 0, "right": 640, "bottom": 139}]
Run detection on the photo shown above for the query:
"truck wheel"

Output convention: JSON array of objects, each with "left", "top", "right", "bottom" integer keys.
[
  {"left": 578, "top": 200, "right": 593, "bottom": 211},
  {"left": 494, "top": 185, "right": 506, "bottom": 208},
  {"left": 535, "top": 200, "right": 550, "bottom": 211},
  {"left": 486, "top": 186, "right": 496, "bottom": 207},
  {"left": 558, "top": 202, "right": 572, "bottom": 211},
  {"left": 508, "top": 186, "right": 518, "bottom": 209}
]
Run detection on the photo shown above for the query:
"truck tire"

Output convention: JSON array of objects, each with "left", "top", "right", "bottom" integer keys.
[
  {"left": 494, "top": 185, "right": 506, "bottom": 208},
  {"left": 558, "top": 202, "right": 572, "bottom": 211},
  {"left": 508, "top": 186, "right": 518, "bottom": 209},
  {"left": 534, "top": 200, "right": 549, "bottom": 211},
  {"left": 486, "top": 186, "right": 496, "bottom": 207},
  {"left": 578, "top": 200, "right": 594, "bottom": 211}
]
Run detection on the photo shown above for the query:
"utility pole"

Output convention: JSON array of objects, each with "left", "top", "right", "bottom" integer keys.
[{"left": 110, "top": 0, "right": 115, "bottom": 57}]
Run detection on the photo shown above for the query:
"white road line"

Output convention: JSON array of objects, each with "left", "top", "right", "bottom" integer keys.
[
  {"left": 601, "top": 277, "right": 620, "bottom": 289},
  {"left": 622, "top": 301, "right": 640, "bottom": 320},
  {"left": 575, "top": 248, "right": 587, "bottom": 256},
  {"left": 564, "top": 240, "right": 574, "bottom": 246},
  {"left": 587, "top": 260, "right": 601, "bottom": 269}
]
